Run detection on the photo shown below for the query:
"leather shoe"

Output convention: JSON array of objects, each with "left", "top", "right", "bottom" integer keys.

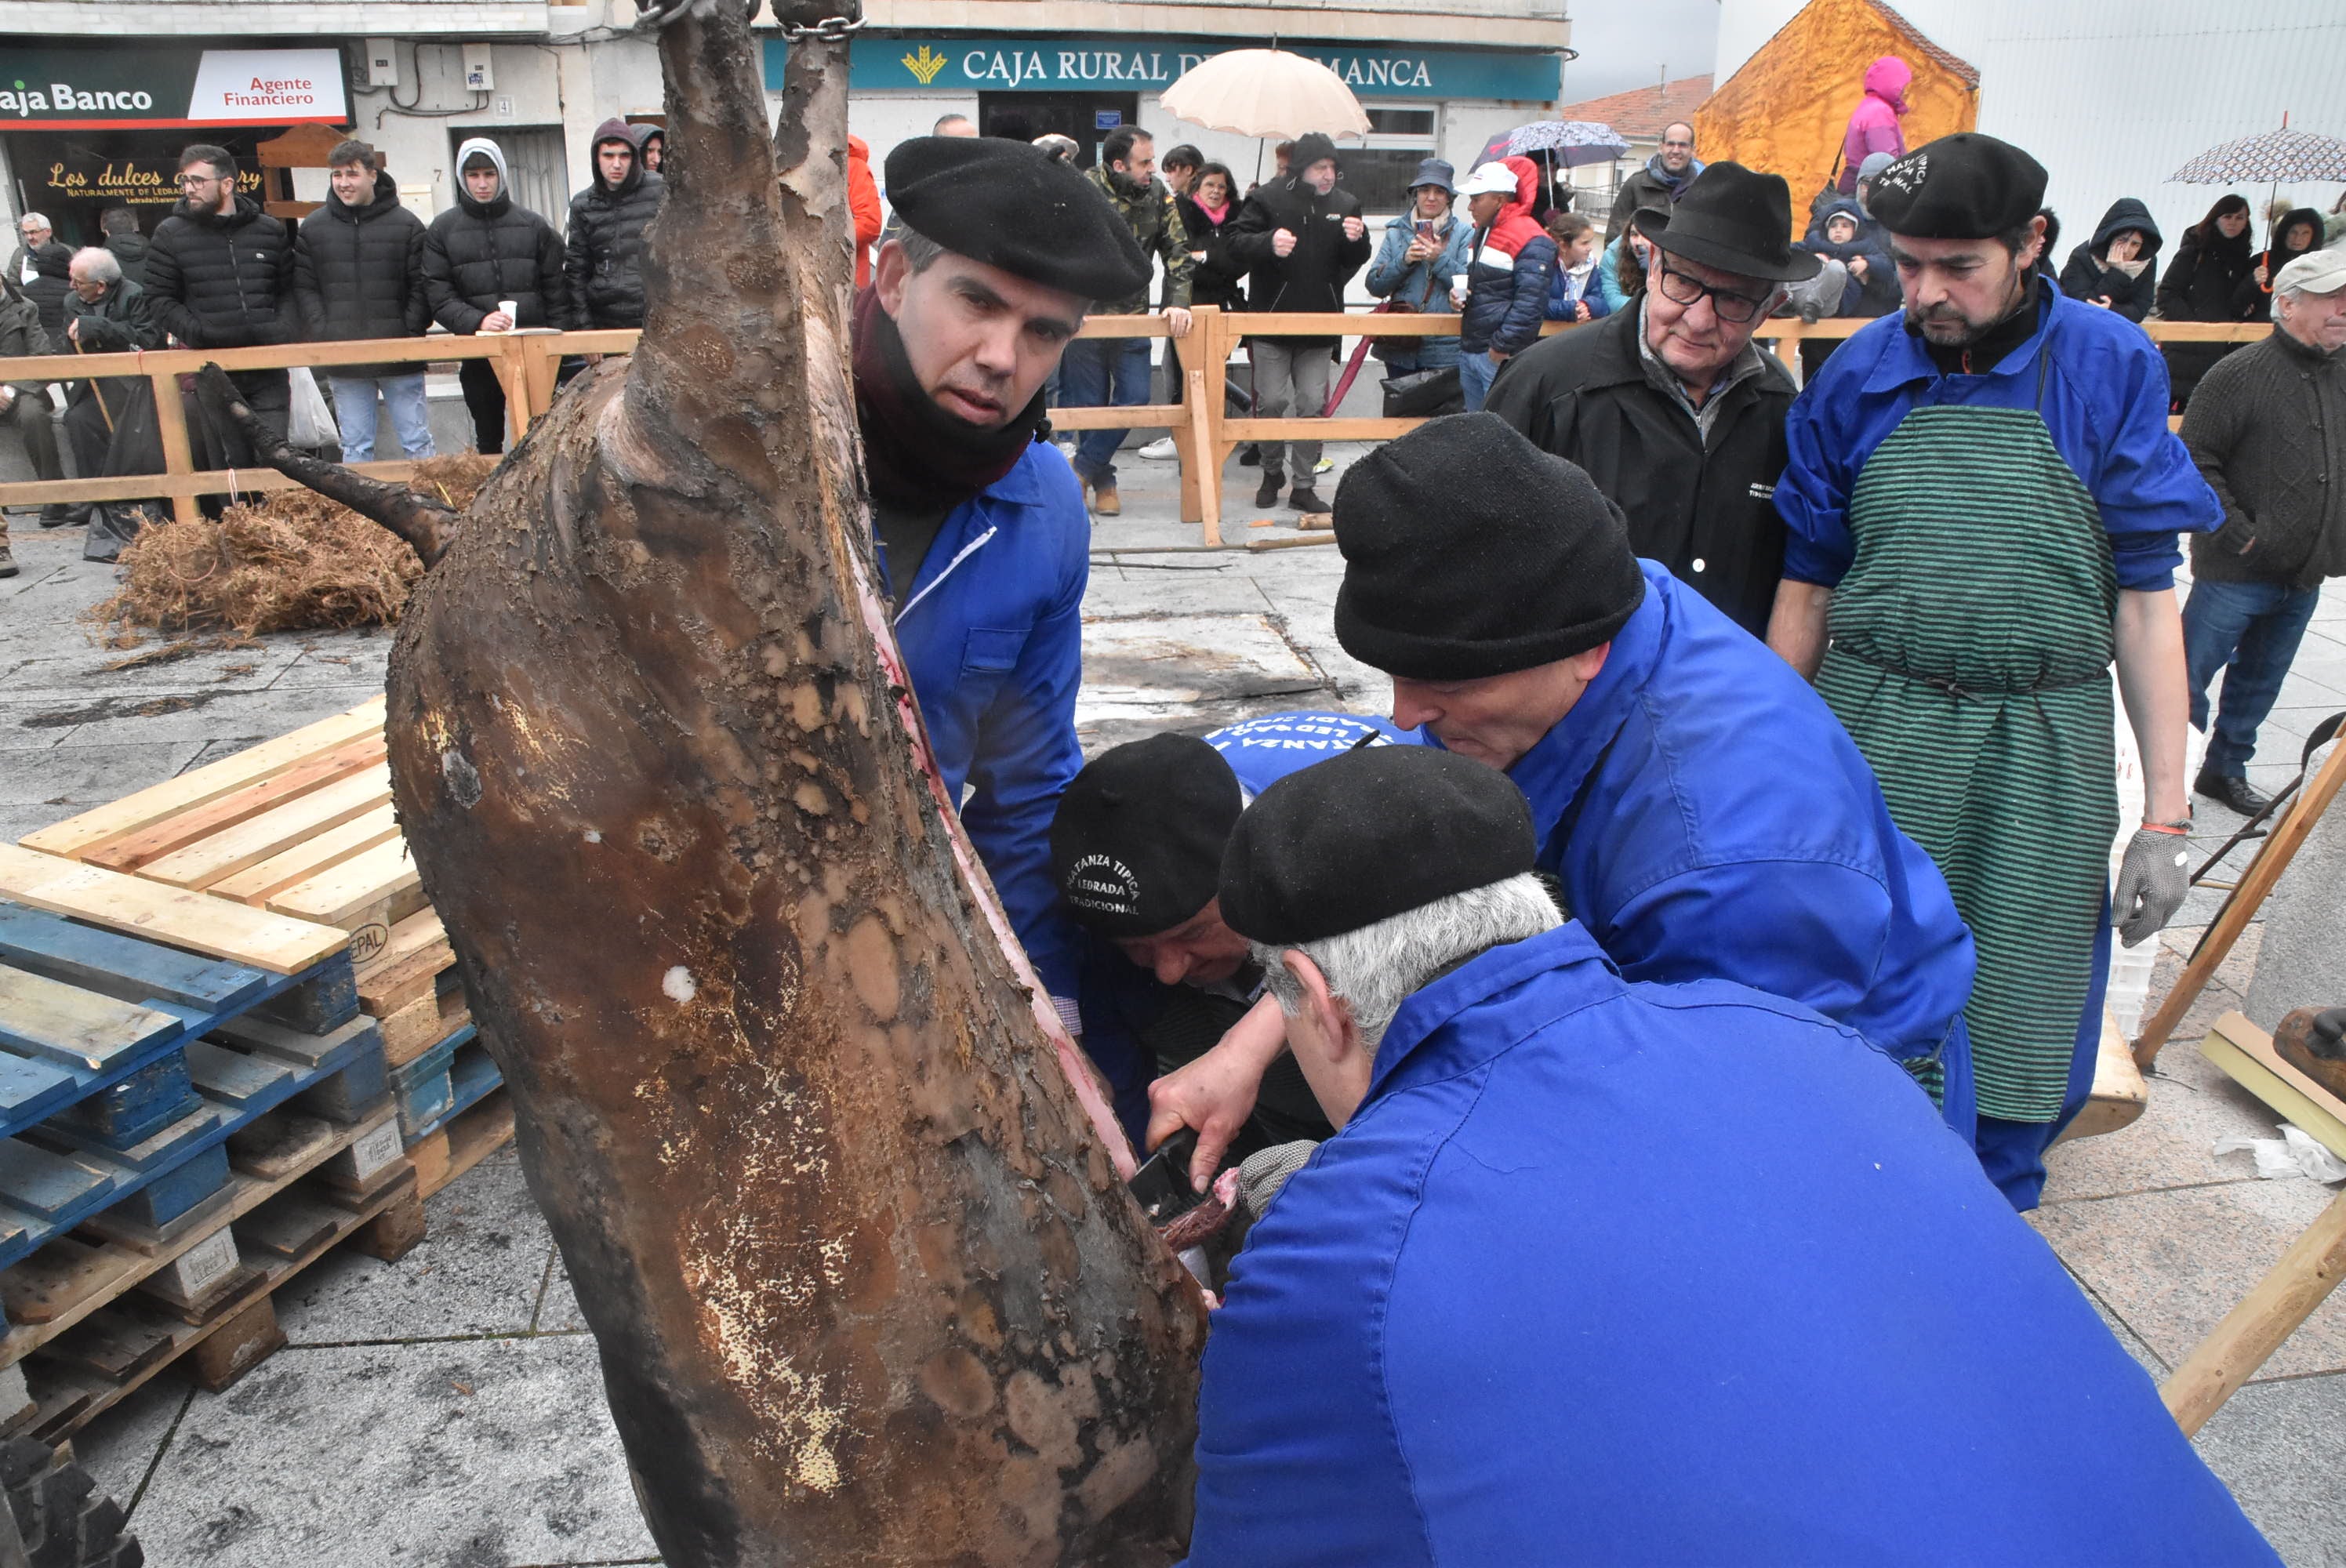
[
  {"left": 38, "top": 503, "right": 86, "bottom": 528},
  {"left": 1086, "top": 478, "right": 1120, "bottom": 517},
  {"left": 1255, "top": 475, "right": 1282, "bottom": 510},
  {"left": 2194, "top": 768, "right": 2271, "bottom": 817}
]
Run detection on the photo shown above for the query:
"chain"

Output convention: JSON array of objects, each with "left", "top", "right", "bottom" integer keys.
[{"left": 781, "top": 13, "right": 864, "bottom": 40}]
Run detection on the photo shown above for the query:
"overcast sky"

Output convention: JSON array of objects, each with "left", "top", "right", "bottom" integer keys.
[{"left": 1559, "top": 0, "right": 1723, "bottom": 101}]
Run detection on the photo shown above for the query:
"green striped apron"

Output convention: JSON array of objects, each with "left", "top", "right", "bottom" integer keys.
[{"left": 1815, "top": 343, "right": 2118, "bottom": 1123}]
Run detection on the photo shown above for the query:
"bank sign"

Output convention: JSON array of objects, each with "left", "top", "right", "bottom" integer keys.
[
  {"left": 0, "top": 46, "right": 348, "bottom": 130},
  {"left": 762, "top": 37, "right": 1560, "bottom": 103}
]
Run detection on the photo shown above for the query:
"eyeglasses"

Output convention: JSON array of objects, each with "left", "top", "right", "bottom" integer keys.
[
  {"left": 1654, "top": 263, "right": 1770, "bottom": 325},
  {"left": 176, "top": 174, "right": 220, "bottom": 189}
]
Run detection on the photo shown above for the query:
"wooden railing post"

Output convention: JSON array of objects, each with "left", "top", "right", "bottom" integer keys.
[
  {"left": 147, "top": 368, "right": 202, "bottom": 526},
  {"left": 1171, "top": 305, "right": 1226, "bottom": 543},
  {"left": 496, "top": 333, "right": 536, "bottom": 446}
]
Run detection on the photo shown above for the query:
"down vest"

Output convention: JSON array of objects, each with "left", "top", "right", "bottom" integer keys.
[
  {"left": 294, "top": 169, "right": 429, "bottom": 378},
  {"left": 423, "top": 141, "right": 568, "bottom": 335},
  {"left": 143, "top": 192, "right": 296, "bottom": 350},
  {"left": 1461, "top": 157, "right": 1556, "bottom": 358},
  {"left": 564, "top": 118, "right": 663, "bottom": 329}
]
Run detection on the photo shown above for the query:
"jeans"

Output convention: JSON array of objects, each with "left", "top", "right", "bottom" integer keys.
[
  {"left": 1457, "top": 347, "right": 1500, "bottom": 412},
  {"left": 1250, "top": 339, "right": 1333, "bottom": 484},
  {"left": 2181, "top": 576, "right": 2322, "bottom": 776},
  {"left": 1059, "top": 336, "right": 1152, "bottom": 486},
  {"left": 327, "top": 372, "right": 435, "bottom": 463}
]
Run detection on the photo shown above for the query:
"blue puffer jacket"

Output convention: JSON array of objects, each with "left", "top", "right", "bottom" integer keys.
[
  {"left": 881, "top": 441, "right": 1088, "bottom": 1005},
  {"left": 1364, "top": 212, "right": 1473, "bottom": 368},
  {"left": 1459, "top": 157, "right": 1556, "bottom": 358}
]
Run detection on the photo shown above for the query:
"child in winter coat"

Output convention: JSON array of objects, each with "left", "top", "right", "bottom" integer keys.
[
  {"left": 1796, "top": 197, "right": 1895, "bottom": 317},
  {"left": 1542, "top": 210, "right": 1611, "bottom": 323}
]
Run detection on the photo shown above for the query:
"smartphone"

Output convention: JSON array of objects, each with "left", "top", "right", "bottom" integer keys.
[{"left": 1415, "top": 220, "right": 1436, "bottom": 242}]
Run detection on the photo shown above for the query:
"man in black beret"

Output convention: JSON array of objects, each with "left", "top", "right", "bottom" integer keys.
[
  {"left": 1051, "top": 712, "right": 1411, "bottom": 1177},
  {"left": 855, "top": 134, "right": 1151, "bottom": 1045},
  {"left": 1769, "top": 131, "right": 2222, "bottom": 1208},
  {"left": 1484, "top": 162, "right": 1812, "bottom": 637},
  {"left": 1150, "top": 411, "right": 1981, "bottom": 1175},
  {"left": 1186, "top": 743, "right": 2277, "bottom": 1566}
]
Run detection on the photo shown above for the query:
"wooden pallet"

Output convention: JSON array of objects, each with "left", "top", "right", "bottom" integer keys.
[{"left": 409, "top": 1088, "right": 515, "bottom": 1201}]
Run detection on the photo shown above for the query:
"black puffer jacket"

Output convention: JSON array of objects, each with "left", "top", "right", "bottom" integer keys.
[
  {"left": 1224, "top": 135, "right": 1371, "bottom": 350},
  {"left": 20, "top": 245, "right": 73, "bottom": 347},
  {"left": 0, "top": 278, "right": 53, "bottom": 396},
  {"left": 2057, "top": 198, "right": 2162, "bottom": 323},
  {"left": 2155, "top": 222, "right": 2253, "bottom": 323},
  {"left": 294, "top": 169, "right": 429, "bottom": 378},
  {"left": 564, "top": 118, "right": 663, "bottom": 329},
  {"left": 423, "top": 140, "right": 568, "bottom": 334},
  {"left": 144, "top": 192, "right": 296, "bottom": 349},
  {"left": 105, "top": 232, "right": 151, "bottom": 289},
  {"left": 2234, "top": 207, "right": 2326, "bottom": 323}
]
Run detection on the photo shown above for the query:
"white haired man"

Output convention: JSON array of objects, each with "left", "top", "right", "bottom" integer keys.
[{"left": 1184, "top": 742, "right": 2277, "bottom": 1566}]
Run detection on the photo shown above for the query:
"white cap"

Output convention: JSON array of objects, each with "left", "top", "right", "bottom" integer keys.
[
  {"left": 2274, "top": 249, "right": 2346, "bottom": 297},
  {"left": 1456, "top": 162, "right": 1520, "bottom": 199}
]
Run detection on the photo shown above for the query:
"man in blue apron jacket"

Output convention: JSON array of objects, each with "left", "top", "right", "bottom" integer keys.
[
  {"left": 1052, "top": 713, "right": 1411, "bottom": 1163},
  {"left": 1767, "top": 134, "right": 2219, "bottom": 1208},
  {"left": 1182, "top": 743, "right": 2276, "bottom": 1566},
  {"left": 854, "top": 136, "right": 1150, "bottom": 1032}
]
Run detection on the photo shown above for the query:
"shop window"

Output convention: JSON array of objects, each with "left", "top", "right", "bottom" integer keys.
[{"left": 1341, "top": 105, "right": 1440, "bottom": 216}]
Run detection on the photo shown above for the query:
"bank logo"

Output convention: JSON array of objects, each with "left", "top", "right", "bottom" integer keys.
[{"left": 901, "top": 45, "right": 949, "bottom": 85}]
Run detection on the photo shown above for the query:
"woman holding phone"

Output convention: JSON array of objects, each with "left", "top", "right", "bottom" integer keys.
[{"left": 1365, "top": 158, "right": 1474, "bottom": 376}]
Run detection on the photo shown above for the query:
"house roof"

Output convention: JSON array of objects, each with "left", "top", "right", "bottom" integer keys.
[
  {"left": 1867, "top": 0, "right": 1980, "bottom": 88},
  {"left": 1556, "top": 74, "right": 1714, "bottom": 143}
]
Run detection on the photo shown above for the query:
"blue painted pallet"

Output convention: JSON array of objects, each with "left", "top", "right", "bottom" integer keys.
[
  {"left": 390, "top": 1025, "right": 481, "bottom": 1140},
  {"left": 407, "top": 1037, "right": 502, "bottom": 1147},
  {"left": 0, "top": 1016, "right": 382, "bottom": 1272},
  {"left": 0, "top": 902, "right": 359, "bottom": 1146}
]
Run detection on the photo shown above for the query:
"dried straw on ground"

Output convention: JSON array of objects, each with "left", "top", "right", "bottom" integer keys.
[{"left": 91, "top": 455, "right": 496, "bottom": 640}]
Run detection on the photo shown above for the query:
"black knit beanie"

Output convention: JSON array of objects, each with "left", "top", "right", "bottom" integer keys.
[
  {"left": 1332, "top": 412, "right": 1645, "bottom": 681},
  {"left": 1289, "top": 132, "right": 1339, "bottom": 174},
  {"left": 1051, "top": 734, "right": 1242, "bottom": 938},
  {"left": 1218, "top": 746, "right": 1535, "bottom": 946}
]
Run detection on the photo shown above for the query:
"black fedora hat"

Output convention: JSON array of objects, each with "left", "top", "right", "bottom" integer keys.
[{"left": 1632, "top": 162, "right": 1821, "bottom": 283}]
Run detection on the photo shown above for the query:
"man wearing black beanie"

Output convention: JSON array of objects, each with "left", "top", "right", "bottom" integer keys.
[
  {"left": 1146, "top": 411, "right": 1981, "bottom": 1163},
  {"left": 855, "top": 135, "right": 1151, "bottom": 1042},
  {"left": 1769, "top": 132, "right": 2220, "bottom": 1209}
]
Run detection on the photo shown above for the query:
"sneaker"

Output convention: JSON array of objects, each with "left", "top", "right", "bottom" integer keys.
[
  {"left": 1314, "top": 456, "right": 1335, "bottom": 474},
  {"left": 1137, "top": 437, "right": 1177, "bottom": 460},
  {"left": 1288, "top": 487, "right": 1331, "bottom": 517},
  {"left": 0, "top": 543, "right": 16, "bottom": 578},
  {"left": 1255, "top": 475, "right": 1283, "bottom": 510},
  {"left": 1088, "top": 478, "right": 1121, "bottom": 517},
  {"left": 1798, "top": 299, "right": 1823, "bottom": 325}
]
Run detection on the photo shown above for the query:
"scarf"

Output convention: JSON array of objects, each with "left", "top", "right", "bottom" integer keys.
[
  {"left": 851, "top": 285, "right": 1045, "bottom": 514},
  {"left": 1196, "top": 198, "right": 1230, "bottom": 227},
  {"left": 1648, "top": 153, "right": 1705, "bottom": 198}
]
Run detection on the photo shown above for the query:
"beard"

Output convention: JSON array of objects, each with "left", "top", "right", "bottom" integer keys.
[{"left": 1905, "top": 265, "right": 2033, "bottom": 346}]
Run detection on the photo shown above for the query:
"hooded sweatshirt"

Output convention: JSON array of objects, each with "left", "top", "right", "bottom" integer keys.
[
  {"left": 1461, "top": 156, "right": 1557, "bottom": 357},
  {"left": 1837, "top": 56, "right": 1912, "bottom": 192},
  {"left": 565, "top": 115, "right": 665, "bottom": 328},
  {"left": 2237, "top": 207, "right": 2326, "bottom": 322},
  {"left": 422, "top": 136, "right": 568, "bottom": 334},
  {"left": 2057, "top": 198, "right": 2163, "bottom": 322}
]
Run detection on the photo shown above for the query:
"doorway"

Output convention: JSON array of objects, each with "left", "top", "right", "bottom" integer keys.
[{"left": 978, "top": 93, "right": 1140, "bottom": 169}]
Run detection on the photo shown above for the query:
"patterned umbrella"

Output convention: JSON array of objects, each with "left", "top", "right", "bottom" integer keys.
[
  {"left": 1474, "top": 121, "right": 1633, "bottom": 171},
  {"left": 2170, "top": 125, "right": 2346, "bottom": 185}
]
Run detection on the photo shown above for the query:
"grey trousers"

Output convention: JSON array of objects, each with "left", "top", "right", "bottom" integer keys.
[
  {"left": 1251, "top": 339, "right": 1332, "bottom": 485},
  {"left": 1781, "top": 257, "right": 1849, "bottom": 317}
]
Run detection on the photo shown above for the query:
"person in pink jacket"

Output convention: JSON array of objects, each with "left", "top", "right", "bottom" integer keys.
[{"left": 1836, "top": 56, "right": 1912, "bottom": 193}]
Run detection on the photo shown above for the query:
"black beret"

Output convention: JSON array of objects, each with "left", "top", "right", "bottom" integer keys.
[
  {"left": 1218, "top": 746, "right": 1536, "bottom": 947},
  {"left": 1333, "top": 413, "right": 1646, "bottom": 681},
  {"left": 1866, "top": 133, "right": 2048, "bottom": 241},
  {"left": 1051, "top": 734, "right": 1241, "bottom": 938},
  {"left": 883, "top": 136, "right": 1152, "bottom": 302}
]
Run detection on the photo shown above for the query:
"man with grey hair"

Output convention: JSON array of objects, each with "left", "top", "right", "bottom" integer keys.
[
  {"left": 58, "top": 247, "right": 161, "bottom": 548},
  {"left": 9, "top": 212, "right": 53, "bottom": 289},
  {"left": 1186, "top": 741, "right": 2279, "bottom": 1566},
  {"left": 2178, "top": 246, "right": 2346, "bottom": 816}
]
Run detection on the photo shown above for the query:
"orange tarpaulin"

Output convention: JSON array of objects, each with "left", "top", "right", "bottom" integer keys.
[{"left": 1694, "top": 0, "right": 1979, "bottom": 238}]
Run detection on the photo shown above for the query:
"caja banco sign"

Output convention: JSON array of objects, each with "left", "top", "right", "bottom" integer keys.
[
  {"left": 761, "top": 36, "right": 1562, "bottom": 103},
  {"left": 0, "top": 45, "right": 349, "bottom": 129}
]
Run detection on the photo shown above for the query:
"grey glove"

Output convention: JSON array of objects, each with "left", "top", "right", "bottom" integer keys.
[{"left": 2113, "top": 825, "right": 2191, "bottom": 947}]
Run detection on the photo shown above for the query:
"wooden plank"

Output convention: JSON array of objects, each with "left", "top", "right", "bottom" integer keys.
[
  {"left": 1222, "top": 416, "right": 1430, "bottom": 442},
  {"left": 265, "top": 837, "right": 423, "bottom": 931},
  {"left": 0, "top": 845, "right": 348, "bottom": 975},
  {"left": 356, "top": 912, "right": 450, "bottom": 1011},
  {"left": 0, "top": 1143, "right": 112, "bottom": 1221},
  {"left": 46, "top": 1054, "right": 199, "bottom": 1149},
  {"left": 2199, "top": 1012, "right": 2346, "bottom": 1164},
  {"left": 238, "top": 1186, "right": 345, "bottom": 1261},
  {"left": 137, "top": 761, "right": 394, "bottom": 892},
  {"left": 207, "top": 804, "right": 403, "bottom": 909},
  {"left": 212, "top": 1011, "right": 380, "bottom": 1076},
  {"left": 0, "top": 1055, "right": 77, "bottom": 1126},
  {"left": 0, "top": 905, "right": 270, "bottom": 1014},
  {"left": 228, "top": 1110, "right": 342, "bottom": 1184},
  {"left": 0, "top": 967, "right": 183, "bottom": 1073},
  {"left": 2163, "top": 1188, "right": 2346, "bottom": 1436},
  {"left": 85, "top": 739, "right": 388, "bottom": 877},
  {"left": 2053, "top": 1009, "right": 2149, "bottom": 1146},
  {"left": 410, "top": 1090, "right": 514, "bottom": 1200},
  {"left": 188, "top": 1292, "right": 286, "bottom": 1392},
  {"left": 183, "top": 1041, "right": 296, "bottom": 1109},
  {"left": 45, "top": 1100, "right": 223, "bottom": 1176},
  {"left": 20, "top": 699, "right": 384, "bottom": 863},
  {"left": 39, "top": 1301, "right": 180, "bottom": 1385}
]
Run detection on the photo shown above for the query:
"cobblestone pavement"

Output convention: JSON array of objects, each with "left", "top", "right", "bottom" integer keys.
[{"left": 5, "top": 430, "right": 2343, "bottom": 1565}]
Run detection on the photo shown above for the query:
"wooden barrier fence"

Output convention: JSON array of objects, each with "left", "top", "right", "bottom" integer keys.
[{"left": 0, "top": 310, "right": 2272, "bottom": 546}]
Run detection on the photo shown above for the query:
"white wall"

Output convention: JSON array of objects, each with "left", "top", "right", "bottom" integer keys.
[{"left": 354, "top": 38, "right": 608, "bottom": 226}]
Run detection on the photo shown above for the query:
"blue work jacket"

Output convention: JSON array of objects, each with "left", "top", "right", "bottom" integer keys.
[
  {"left": 882, "top": 441, "right": 1087, "bottom": 1002},
  {"left": 1187, "top": 924, "right": 2278, "bottom": 1566},
  {"left": 1204, "top": 710, "right": 1414, "bottom": 797},
  {"left": 1477, "top": 561, "right": 1976, "bottom": 1098},
  {"left": 1777, "top": 282, "right": 2221, "bottom": 591}
]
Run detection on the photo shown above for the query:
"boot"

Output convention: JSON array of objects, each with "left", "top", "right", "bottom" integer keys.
[
  {"left": 0, "top": 540, "right": 15, "bottom": 579},
  {"left": 38, "top": 503, "right": 87, "bottom": 528},
  {"left": 1255, "top": 474, "right": 1283, "bottom": 510},
  {"left": 1238, "top": 445, "right": 1260, "bottom": 467},
  {"left": 1288, "top": 486, "right": 1331, "bottom": 526},
  {"left": 1088, "top": 477, "right": 1120, "bottom": 517}
]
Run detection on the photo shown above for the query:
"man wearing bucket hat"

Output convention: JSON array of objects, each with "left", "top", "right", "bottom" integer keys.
[
  {"left": 1484, "top": 162, "right": 1812, "bottom": 637},
  {"left": 1142, "top": 412, "right": 1980, "bottom": 1168},
  {"left": 1767, "top": 132, "right": 2221, "bottom": 1209}
]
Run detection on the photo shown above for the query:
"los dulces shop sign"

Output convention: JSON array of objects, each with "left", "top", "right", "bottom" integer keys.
[
  {"left": 41, "top": 155, "right": 263, "bottom": 208},
  {"left": 0, "top": 45, "right": 347, "bottom": 130}
]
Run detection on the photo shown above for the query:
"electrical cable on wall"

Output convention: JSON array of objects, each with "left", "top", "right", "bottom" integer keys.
[{"left": 359, "top": 41, "right": 489, "bottom": 126}]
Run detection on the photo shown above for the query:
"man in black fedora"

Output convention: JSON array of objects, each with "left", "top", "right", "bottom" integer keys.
[{"left": 1485, "top": 162, "right": 1817, "bottom": 637}]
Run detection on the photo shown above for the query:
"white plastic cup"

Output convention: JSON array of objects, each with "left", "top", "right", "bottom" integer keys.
[{"left": 498, "top": 299, "right": 518, "bottom": 330}]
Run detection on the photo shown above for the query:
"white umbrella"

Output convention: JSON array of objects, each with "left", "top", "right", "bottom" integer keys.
[{"left": 1159, "top": 49, "right": 1371, "bottom": 140}]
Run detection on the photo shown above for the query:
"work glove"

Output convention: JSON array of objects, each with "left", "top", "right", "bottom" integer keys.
[{"left": 2113, "top": 825, "right": 2191, "bottom": 948}]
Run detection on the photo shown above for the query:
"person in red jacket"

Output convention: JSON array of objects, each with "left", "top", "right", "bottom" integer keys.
[
  {"left": 847, "top": 134, "right": 883, "bottom": 288},
  {"left": 1451, "top": 157, "right": 1556, "bottom": 412}
]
